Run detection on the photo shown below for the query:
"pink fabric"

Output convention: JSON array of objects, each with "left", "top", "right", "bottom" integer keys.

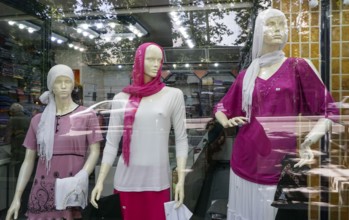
[
  {"left": 214, "top": 58, "right": 339, "bottom": 185},
  {"left": 23, "top": 106, "right": 103, "bottom": 219},
  {"left": 121, "top": 42, "right": 165, "bottom": 165},
  {"left": 114, "top": 188, "right": 170, "bottom": 220}
]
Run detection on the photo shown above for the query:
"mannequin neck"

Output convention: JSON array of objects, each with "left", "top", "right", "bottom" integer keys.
[
  {"left": 260, "top": 44, "right": 281, "bottom": 56},
  {"left": 55, "top": 96, "right": 78, "bottom": 115},
  {"left": 258, "top": 57, "right": 287, "bottom": 80}
]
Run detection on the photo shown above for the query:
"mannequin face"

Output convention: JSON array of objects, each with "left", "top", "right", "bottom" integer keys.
[
  {"left": 262, "top": 16, "right": 287, "bottom": 51},
  {"left": 52, "top": 76, "right": 74, "bottom": 99},
  {"left": 144, "top": 45, "right": 163, "bottom": 83}
]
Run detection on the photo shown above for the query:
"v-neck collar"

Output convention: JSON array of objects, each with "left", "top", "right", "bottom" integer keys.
[{"left": 257, "top": 58, "right": 289, "bottom": 81}]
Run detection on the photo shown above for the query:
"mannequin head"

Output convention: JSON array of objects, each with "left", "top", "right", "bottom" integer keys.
[
  {"left": 47, "top": 64, "right": 75, "bottom": 100},
  {"left": 52, "top": 76, "right": 74, "bottom": 99},
  {"left": 131, "top": 42, "right": 164, "bottom": 86},
  {"left": 144, "top": 45, "right": 163, "bottom": 83},
  {"left": 252, "top": 8, "right": 288, "bottom": 59}
]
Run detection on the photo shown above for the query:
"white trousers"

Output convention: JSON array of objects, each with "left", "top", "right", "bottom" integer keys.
[{"left": 227, "top": 169, "right": 278, "bottom": 220}]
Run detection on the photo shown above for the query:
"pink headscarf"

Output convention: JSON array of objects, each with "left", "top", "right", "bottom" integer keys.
[{"left": 122, "top": 42, "right": 165, "bottom": 165}]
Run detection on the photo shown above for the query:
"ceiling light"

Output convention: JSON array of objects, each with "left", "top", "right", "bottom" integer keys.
[
  {"left": 76, "top": 26, "right": 99, "bottom": 39},
  {"left": 109, "top": 22, "right": 117, "bottom": 28},
  {"left": 127, "top": 23, "right": 147, "bottom": 38},
  {"left": 68, "top": 42, "right": 86, "bottom": 52},
  {"left": 95, "top": 23, "right": 104, "bottom": 29},
  {"left": 27, "top": 28, "right": 35, "bottom": 33},
  {"left": 19, "top": 21, "right": 41, "bottom": 31},
  {"left": 169, "top": 12, "right": 195, "bottom": 48},
  {"left": 186, "top": 39, "right": 195, "bottom": 48},
  {"left": 8, "top": 20, "right": 41, "bottom": 34},
  {"left": 81, "top": 23, "right": 89, "bottom": 29},
  {"left": 18, "top": 24, "right": 26, "bottom": 29},
  {"left": 51, "top": 32, "right": 68, "bottom": 43}
]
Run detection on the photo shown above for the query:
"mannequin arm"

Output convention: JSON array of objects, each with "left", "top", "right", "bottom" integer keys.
[
  {"left": 295, "top": 118, "right": 332, "bottom": 167},
  {"left": 82, "top": 142, "right": 100, "bottom": 175},
  {"left": 215, "top": 111, "right": 248, "bottom": 128},
  {"left": 174, "top": 156, "right": 187, "bottom": 208},
  {"left": 6, "top": 149, "right": 36, "bottom": 220},
  {"left": 90, "top": 163, "right": 111, "bottom": 208}
]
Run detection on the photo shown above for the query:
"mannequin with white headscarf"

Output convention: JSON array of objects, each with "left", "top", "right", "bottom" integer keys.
[
  {"left": 214, "top": 8, "right": 338, "bottom": 220},
  {"left": 6, "top": 64, "right": 103, "bottom": 220}
]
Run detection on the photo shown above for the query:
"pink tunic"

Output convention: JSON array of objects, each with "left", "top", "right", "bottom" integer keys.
[
  {"left": 214, "top": 58, "right": 339, "bottom": 185},
  {"left": 23, "top": 106, "right": 103, "bottom": 220}
]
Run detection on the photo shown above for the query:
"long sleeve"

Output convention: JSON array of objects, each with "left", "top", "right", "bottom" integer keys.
[
  {"left": 171, "top": 89, "right": 189, "bottom": 158},
  {"left": 101, "top": 94, "right": 125, "bottom": 166}
]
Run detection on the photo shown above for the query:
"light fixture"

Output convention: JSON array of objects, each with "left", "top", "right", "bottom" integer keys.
[
  {"left": 7, "top": 20, "right": 41, "bottom": 33},
  {"left": 100, "top": 32, "right": 135, "bottom": 42},
  {"left": 51, "top": 32, "right": 68, "bottom": 44},
  {"left": 76, "top": 25, "right": 99, "bottom": 39},
  {"left": 169, "top": 12, "right": 195, "bottom": 48},
  {"left": 68, "top": 42, "right": 86, "bottom": 52},
  {"left": 127, "top": 22, "right": 148, "bottom": 37},
  {"left": 109, "top": 22, "right": 117, "bottom": 28}
]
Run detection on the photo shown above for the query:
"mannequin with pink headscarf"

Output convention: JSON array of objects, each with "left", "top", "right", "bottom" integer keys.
[
  {"left": 90, "top": 43, "right": 189, "bottom": 220},
  {"left": 214, "top": 8, "right": 338, "bottom": 220},
  {"left": 6, "top": 64, "right": 103, "bottom": 220}
]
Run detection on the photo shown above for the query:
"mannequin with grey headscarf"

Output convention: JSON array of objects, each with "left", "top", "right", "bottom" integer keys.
[
  {"left": 6, "top": 64, "right": 103, "bottom": 220},
  {"left": 214, "top": 8, "right": 338, "bottom": 220}
]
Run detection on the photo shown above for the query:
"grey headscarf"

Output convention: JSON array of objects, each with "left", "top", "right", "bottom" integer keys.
[
  {"left": 242, "top": 8, "right": 288, "bottom": 121},
  {"left": 37, "top": 64, "right": 74, "bottom": 171}
]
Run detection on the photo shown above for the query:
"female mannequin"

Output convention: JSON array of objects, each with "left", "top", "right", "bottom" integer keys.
[
  {"left": 90, "top": 42, "right": 188, "bottom": 220},
  {"left": 6, "top": 64, "right": 103, "bottom": 220},
  {"left": 214, "top": 8, "right": 338, "bottom": 220}
]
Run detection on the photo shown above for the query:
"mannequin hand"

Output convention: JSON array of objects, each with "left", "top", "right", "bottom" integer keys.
[
  {"left": 174, "top": 182, "right": 184, "bottom": 208},
  {"left": 223, "top": 116, "right": 248, "bottom": 128},
  {"left": 294, "top": 139, "right": 314, "bottom": 167},
  {"left": 90, "top": 183, "right": 104, "bottom": 209},
  {"left": 6, "top": 198, "right": 21, "bottom": 220}
]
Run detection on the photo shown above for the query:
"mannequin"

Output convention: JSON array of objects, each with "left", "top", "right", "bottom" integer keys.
[
  {"left": 214, "top": 8, "right": 338, "bottom": 220},
  {"left": 6, "top": 64, "right": 103, "bottom": 220},
  {"left": 90, "top": 42, "right": 188, "bottom": 220}
]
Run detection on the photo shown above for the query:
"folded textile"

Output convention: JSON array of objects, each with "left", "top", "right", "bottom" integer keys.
[
  {"left": 55, "top": 169, "right": 88, "bottom": 210},
  {"left": 164, "top": 201, "right": 192, "bottom": 220}
]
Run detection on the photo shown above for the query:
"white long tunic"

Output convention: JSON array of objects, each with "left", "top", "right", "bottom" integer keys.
[{"left": 102, "top": 86, "right": 189, "bottom": 191}]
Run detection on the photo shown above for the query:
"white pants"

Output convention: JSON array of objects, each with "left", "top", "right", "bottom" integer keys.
[{"left": 227, "top": 169, "right": 278, "bottom": 220}]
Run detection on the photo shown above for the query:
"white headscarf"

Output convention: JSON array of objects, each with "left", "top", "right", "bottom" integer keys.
[
  {"left": 37, "top": 64, "right": 74, "bottom": 171},
  {"left": 242, "top": 8, "right": 288, "bottom": 121}
]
